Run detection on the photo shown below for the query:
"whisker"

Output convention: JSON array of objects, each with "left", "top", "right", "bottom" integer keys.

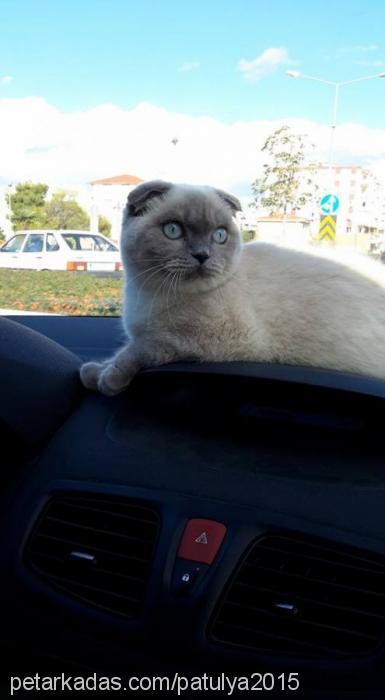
[
  {"left": 126, "top": 262, "right": 167, "bottom": 285},
  {"left": 132, "top": 264, "right": 169, "bottom": 313},
  {"left": 166, "top": 270, "right": 178, "bottom": 323},
  {"left": 176, "top": 271, "right": 184, "bottom": 302},
  {"left": 147, "top": 272, "right": 171, "bottom": 324},
  {"left": 127, "top": 256, "right": 169, "bottom": 263},
  {"left": 171, "top": 270, "right": 180, "bottom": 300},
  {"left": 135, "top": 264, "right": 168, "bottom": 294}
]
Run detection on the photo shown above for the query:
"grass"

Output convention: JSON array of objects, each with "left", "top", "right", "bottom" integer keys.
[{"left": 0, "top": 269, "right": 123, "bottom": 315}]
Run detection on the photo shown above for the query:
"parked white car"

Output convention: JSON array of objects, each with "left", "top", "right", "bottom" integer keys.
[{"left": 0, "top": 230, "right": 122, "bottom": 272}]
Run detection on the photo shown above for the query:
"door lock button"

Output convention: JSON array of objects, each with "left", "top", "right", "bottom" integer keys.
[{"left": 171, "top": 559, "right": 208, "bottom": 595}]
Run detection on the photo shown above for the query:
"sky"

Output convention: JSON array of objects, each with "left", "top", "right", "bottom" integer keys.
[{"left": 1, "top": 0, "right": 385, "bottom": 195}]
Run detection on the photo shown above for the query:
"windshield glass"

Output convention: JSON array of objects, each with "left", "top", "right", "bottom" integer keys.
[
  {"left": 1, "top": 235, "right": 26, "bottom": 252},
  {"left": 0, "top": 1, "right": 384, "bottom": 316}
]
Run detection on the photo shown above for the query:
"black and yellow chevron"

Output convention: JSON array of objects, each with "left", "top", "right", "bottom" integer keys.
[{"left": 318, "top": 214, "right": 337, "bottom": 241}]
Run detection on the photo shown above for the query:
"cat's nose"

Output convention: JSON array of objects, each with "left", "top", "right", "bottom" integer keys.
[{"left": 192, "top": 251, "right": 210, "bottom": 265}]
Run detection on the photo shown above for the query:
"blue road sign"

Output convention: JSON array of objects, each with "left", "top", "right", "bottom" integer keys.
[{"left": 320, "top": 194, "right": 340, "bottom": 214}]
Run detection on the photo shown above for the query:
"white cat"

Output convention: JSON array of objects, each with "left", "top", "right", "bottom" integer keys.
[{"left": 80, "top": 180, "right": 385, "bottom": 395}]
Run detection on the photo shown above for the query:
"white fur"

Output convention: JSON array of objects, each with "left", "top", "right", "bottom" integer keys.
[{"left": 80, "top": 183, "right": 385, "bottom": 395}]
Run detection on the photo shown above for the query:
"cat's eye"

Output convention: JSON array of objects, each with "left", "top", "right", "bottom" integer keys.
[
  {"left": 212, "top": 227, "right": 228, "bottom": 244},
  {"left": 162, "top": 222, "right": 183, "bottom": 240}
]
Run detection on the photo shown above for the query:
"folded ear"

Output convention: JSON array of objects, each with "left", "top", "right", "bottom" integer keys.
[
  {"left": 214, "top": 188, "right": 242, "bottom": 214},
  {"left": 126, "top": 180, "right": 173, "bottom": 216}
]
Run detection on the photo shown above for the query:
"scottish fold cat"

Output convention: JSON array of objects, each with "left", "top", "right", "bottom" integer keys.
[{"left": 80, "top": 180, "right": 385, "bottom": 395}]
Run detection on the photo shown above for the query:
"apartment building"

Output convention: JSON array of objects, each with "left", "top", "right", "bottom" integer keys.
[
  {"left": 88, "top": 174, "right": 144, "bottom": 241},
  {"left": 299, "top": 164, "right": 385, "bottom": 249}
]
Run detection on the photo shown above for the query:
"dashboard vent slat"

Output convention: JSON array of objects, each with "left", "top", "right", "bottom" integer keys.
[
  {"left": 25, "top": 493, "right": 160, "bottom": 618},
  {"left": 210, "top": 533, "right": 385, "bottom": 657}
]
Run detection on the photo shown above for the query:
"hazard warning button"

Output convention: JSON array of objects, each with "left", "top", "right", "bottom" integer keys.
[{"left": 177, "top": 519, "right": 227, "bottom": 564}]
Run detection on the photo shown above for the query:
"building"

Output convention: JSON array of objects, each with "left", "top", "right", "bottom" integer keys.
[
  {"left": 256, "top": 214, "right": 311, "bottom": 247},
  {"left": 89, "top": 174, "right": 144, "bottom": 242},
  {"left": 298, "top": 164, "right": 385, "bottom": 251}
]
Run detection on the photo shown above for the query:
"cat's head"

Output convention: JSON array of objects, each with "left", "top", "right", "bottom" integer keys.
[{"left": 120, "top": 180, "right": 243, "bottom": 294}]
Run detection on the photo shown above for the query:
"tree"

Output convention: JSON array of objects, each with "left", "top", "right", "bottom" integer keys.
[
  {"left": 6, "top": 182, "right": 111, "bottom": 235},
  {"left": 98, "top": 215, "right": 112, "bottom": 237},
  {"left": 6, "top": 182, "right": 48, "bottom": 230},
  {"left": 252, "top": 126, "right": 317, "bottom": 215},
  {"left": 44, "top": 191, "right": 90, "bottom": 230},
  {"left": 242, "top": 229, "right": 257, "bottom": 243},
  {"left": 0, "top": 227, "right": 5, "bottom": 244}
]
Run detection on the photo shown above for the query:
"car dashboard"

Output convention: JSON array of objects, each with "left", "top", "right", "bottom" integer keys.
[{"left": 1, "top": 315, "right": 385, "bottom": 696}]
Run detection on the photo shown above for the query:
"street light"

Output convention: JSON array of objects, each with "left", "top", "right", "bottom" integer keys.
[
  {"left": 286, "top": 70, "right": 385, "bottom": 171},
  {"left": 287, "top": 70, "right": 385, "bottom": 246}
]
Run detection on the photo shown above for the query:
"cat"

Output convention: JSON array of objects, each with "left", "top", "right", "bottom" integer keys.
[{"left": 80, "top": 179, "right": 385, "bottom": 395}]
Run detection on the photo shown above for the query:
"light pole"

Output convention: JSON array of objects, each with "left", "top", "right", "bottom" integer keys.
[
  {"left": 286, "top": 70, "right": 385, "bottom": 172},
  {"left": 287, "top": 70, "right": 385, "bottom": 246}
]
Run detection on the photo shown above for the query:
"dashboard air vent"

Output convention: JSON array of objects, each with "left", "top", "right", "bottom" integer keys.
[
  {"left": 210, "top": 533, "right": 385, "bottom": 656},
  {"left": 25, "top": 493, "right": 160, "bottom": 618}
]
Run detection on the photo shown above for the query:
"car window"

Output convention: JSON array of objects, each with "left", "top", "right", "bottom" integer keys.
[
  {"left": 46, "top": 233, "right": 60, "bottom": 252},
  {"left": 24, "top": 234, "right": 44, "bottom": 253},
  {"left": 62, "top": 234, "right": 118, "bottom": 252},
  {"left": 0, "top": 234, "right": 26, "bottom": 252}
]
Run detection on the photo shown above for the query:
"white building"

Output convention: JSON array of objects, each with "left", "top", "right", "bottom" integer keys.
[
  {"left": 256, "top": 214, "right": 311, "bottom": 247},
  {"left": 298, "top": 164, "right": 385, "bottom": 250},
  {"left": 88, "top": 174, "right": 144, "bottom": 242},
  {"left": 0, "top": 175, "right": 145, "bottom": 244}
]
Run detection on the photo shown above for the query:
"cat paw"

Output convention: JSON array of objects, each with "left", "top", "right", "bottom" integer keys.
[
  {"left": 79, "top": 361, "right": 105, "bottom": 391},
  {"left": 96, "top": 362, "right": 134, "bottom": 396},
  {"left": 80, "top": 361, "right": 132, "bottom": 396}
]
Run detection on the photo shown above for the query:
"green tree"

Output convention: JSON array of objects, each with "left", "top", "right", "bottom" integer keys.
[
  {"left": 98, "top": 215, "right": 112, "bottom": 237},
  {"left": 44, "top": 191, "right": 90, "bottom": 230},
  {"left": 6, "top": 182, "right": 48, "bottom": 230},
  {"left": 252, "top": 126, "right": 317, "bottom": 215},
  {"left": 0, "top": 227, "right": 5, "bottom": 244},
  {"left": 242, "top": 229, "right": 257, "bottom": 243}
]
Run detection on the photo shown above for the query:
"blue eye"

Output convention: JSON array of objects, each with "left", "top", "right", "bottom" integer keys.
[
  {"left": 212, "top": 227, "right": 228, "bottom": 244},
  {"left": 163, "top": 222, "right": 183, "bottom": 239}
]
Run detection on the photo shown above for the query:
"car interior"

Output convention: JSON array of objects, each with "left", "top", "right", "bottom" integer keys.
[{"left": 1, "top": 312, "right": 385, "bottom": 696}]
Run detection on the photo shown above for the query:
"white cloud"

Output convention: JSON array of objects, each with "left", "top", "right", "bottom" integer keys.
[
  {"left": 0, "top": 97, "right": 385, "bottom": 199},
  {"left": 0, "top": 75, "right": 13, "bottom": 85},
  {"left": 178, "top": 61, "right": 200, "bottom": 73},
  {"left": 238, "top": 47, "right": 290, "bottom": 81}
]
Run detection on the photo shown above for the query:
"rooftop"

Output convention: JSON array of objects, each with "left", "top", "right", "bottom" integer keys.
[
  {"left": 257, "top": 213, "right": 310, "bottom": 223},
  {"left": 300, "top": 164, "right": 364, "bottom": 171},
  {"left": 90, "top": 174, "right": 144, "bottom": 186}
]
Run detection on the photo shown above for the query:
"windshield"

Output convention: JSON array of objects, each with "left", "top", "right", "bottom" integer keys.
[
  {"left": 1, "top": 235, "right": 26, "bottom": 252},
  {"left": 0, "top": 1, "right": 384, "bottom": 316}
]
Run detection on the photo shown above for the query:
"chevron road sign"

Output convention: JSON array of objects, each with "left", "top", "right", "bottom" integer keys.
[{"left": 318, "top": 214, "right": 336, "bottom": 241}]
